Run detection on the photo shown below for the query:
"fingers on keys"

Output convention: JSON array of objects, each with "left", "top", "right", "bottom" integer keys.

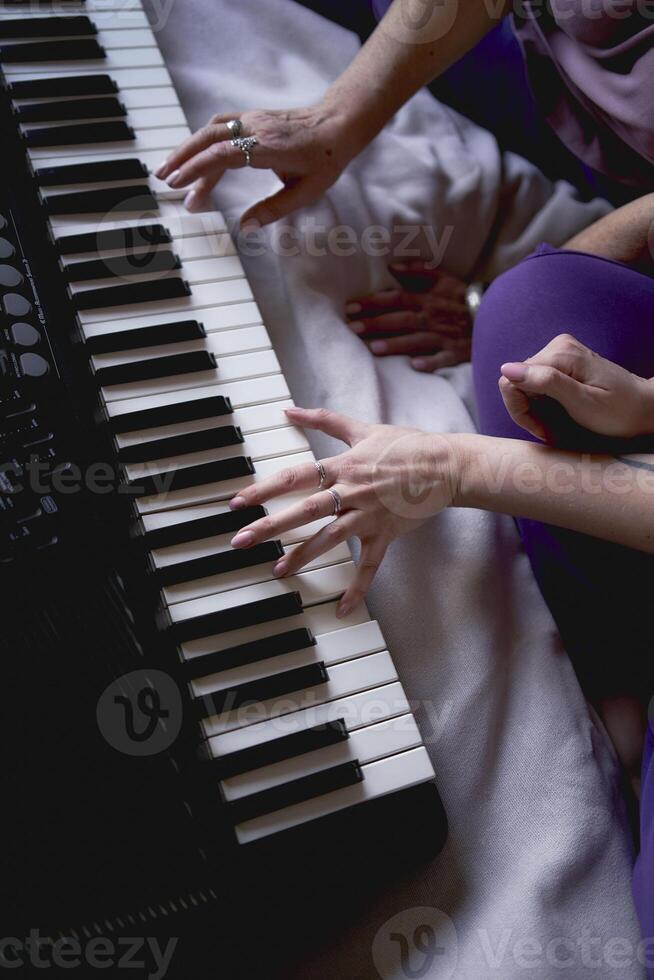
[{"left": 230, "top": 486, "right": 348, "bottom": 549}]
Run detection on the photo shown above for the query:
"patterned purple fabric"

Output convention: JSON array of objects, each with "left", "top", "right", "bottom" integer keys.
[{"left": 513, "top": 0, "right": 654, "bottom": 187}]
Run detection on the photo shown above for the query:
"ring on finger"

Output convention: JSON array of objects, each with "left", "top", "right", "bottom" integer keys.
[
  {"left": 314, "top": 460, "right": 327, "bottom": 490},
  {"left": 226, "top": 119, "right": 243, "bottom": 138},
  {"left": 325, "top": 487, "right": 343, "bottom": 517},
  {"left": 232, "top": 135, "right": 258, "bottom": 166}
]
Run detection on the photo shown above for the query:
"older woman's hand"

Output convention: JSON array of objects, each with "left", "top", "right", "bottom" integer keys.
[
  {"left": 345, "top": 260, "right": 473, "bottom": 372},
  {"left": 499, "top": 334, "right": 654, "bottom": 441},
  {"left": 229, "top": 407, "right": 461, "bottom": 615},
  {"left": 155, "top": 102, "right": 361, "bottom": 225}
]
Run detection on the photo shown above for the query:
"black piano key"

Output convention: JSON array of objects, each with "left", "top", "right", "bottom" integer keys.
[
  {"left": 208, "top": 718, "right": 348, "bottom": 781},
  {"left": 184, "top": 627, "right": 316, "bottom": 680},
  {"left": 155, "top": 540, "right": 283, "bottom": 588},
  {"left": 107, "top": 394, "right": 232, "bottom": 435},
  {"left": 195, "top": 662, "right": 329, "bottom": 718},
  {"left": 18, "top": 96, "right": 125, "bottom": 124},
  {"left": 56, "top": 222, "right": 172, "bottom": 255},
  {"left": 227, "top": 760, "right": 363, "bottom": 825},
  {"left": 141, "top": 505, "right": 264, "bottom": 551},
  {"left": 0, "top": 39, "right": 105, "bottom": 63},
  {"left": 24, "top": 120, "right": 134, "bottom": 148},
  {"left": 66, "top": 248, "right": 179, "bottom": 282},
  {"left": 170, "top": 592, "right": 304, "bottom": 643},
  {"left": 95, "top": 349, "right": 215, "bottom": 387},
  {"left": 9, "top": 74, "right": 117, "bottom": 100},
  {"left": 73, "top": 276, "right": 190, "bottom": 312},
  {"left": 118, "top": 424, "right": 244, "bottom": 464},
  {"left": 129, "top": 455, "right": 254, "bottom": 498},
  {"left": 0, "top": 16, "right": 96, "bottom": 39},
  {"left": 36, "top": 157, "right": 148, "bottom": 187},
  {"left": 45, "top": 185, "right": 156, "bottom": 216},
  {"left": 86, "top": 319, "right": 205, "bottom": 355}
]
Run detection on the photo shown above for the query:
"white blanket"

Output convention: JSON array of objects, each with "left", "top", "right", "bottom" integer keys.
[{"left": 147, "top": 1, "right": 644, "bottom": 976}]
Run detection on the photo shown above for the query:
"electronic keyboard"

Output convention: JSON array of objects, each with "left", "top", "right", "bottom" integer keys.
[{"left": 0, "top": 1, "right": 446, "bottom": 972}]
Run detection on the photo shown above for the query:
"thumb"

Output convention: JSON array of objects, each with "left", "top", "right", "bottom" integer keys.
[
  {"left": 501, "top": 362, "right": 590, "bottom": 418},
  {"left": 285, "top": 407, "right": 368, "bottom": 446},
  {"left": 240, "top": 176, "right": 323, "bottom": 228}
]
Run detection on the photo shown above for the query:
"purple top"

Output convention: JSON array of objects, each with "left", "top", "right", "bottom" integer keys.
[{"left": 513, "top": 0, "right": 654, "bottom": 187}]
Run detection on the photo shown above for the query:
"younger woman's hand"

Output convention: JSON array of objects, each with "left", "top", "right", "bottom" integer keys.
[
  {"left": 155, "top": 102, "right": 358, "bottom": 225},
  {"left": 344, "top": 260, "right": 472, "bottom": 372},
  {"left": 500, "top": 334, "right": 654, "bottom": 441},
  {"left": 228, "top": 407, "right": 460, "bottom": 615}
]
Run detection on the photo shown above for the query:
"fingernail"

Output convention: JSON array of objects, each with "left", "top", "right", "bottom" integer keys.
[
  {"left": 184, "top": 189, "right": 199, "bottom": 212},
  {"left": 370, "top": 340, "right": 387, "bottom": 355},
  {"left": 411, "top": 358, "right": 427, "bottom": 371},
  {"left": 345, "top": 302, "right": 362, "bottom": 315},
  {"left": 348, "top": 321, "right": 365, "bottom": 335},
  {"left": 336, "top": 602, "right": 351, "bottom": 619},
  {"left": 501, "top": 362, "right": 528, "bottom": 382},
  {"left": 272, "top": 560, "right": 287, "bottom": 577},
  {"left": 229, "top": 495, "right": 246, "bottom": 510},
  {"left": 154, "top": 159, "right": 169, "bottom": 178},
  {"left": 166, "top": 169, "right": 181, "bottom": 187},
  {"left": 231, "top": 530, "right": 254, "bottom": 548},
  {"left": 390, "top": 262, "right": 407, "bottom": 272}
]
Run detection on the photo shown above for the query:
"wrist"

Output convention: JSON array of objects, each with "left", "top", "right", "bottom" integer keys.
[{"left": 318, "top": 84, "right": 384, "bottom": 163}]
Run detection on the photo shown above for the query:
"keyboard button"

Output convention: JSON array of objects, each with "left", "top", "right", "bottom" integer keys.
[
  {"left": 107, "top": 393, "right": 232, "bottom": 435},
  {"left": 170, "top": 592, "right": 304, "bottom": 644},
  {"left": 155, "top": 540, "right": 284, "bottom": 589},
  {"left": 118, "top": 423, "right": 243, "bottom": 464},
  {"left": 19, "top": 352, "right": 49, "bottom": 377},
  {"left": 65, "top": 248, "right": 179, "bottom": 282},
  {"left": 0, "top": 238, "right": 15, "bottom": 260},
  {"left": 11, "top": 323, "right": 40, "bottom": 347},
  {"left": 3, "top": 294, "right": 32, "bottom": 318},
  {"left": 45, "top": 185, "right": 156, "bottom": 216},
  {"left": 128, "top": 454, "right": 254, "bottom": 498},
  {"left": 184, "top": 627, "right": 316, "bottom": 681},
  {"left": 0, "top": 16, "right": 96, "bottom": 39},
  {"left": 94, "top": 350, "right": 215, "bottom": 386},
  {"left": 208, "top": 718, "right": 347, "bottom": 781},
  {"left": 85, "top": 319, "right": 205, "bottom": 355},
  {"left": 0, "top": 265, "right": 23, "bottom": 288},
  {"left": 196, "top": 661, "right": 329, "bottom": 720},
  {"left": 55, "top": 222, "right": 171, "bottom": 255}
]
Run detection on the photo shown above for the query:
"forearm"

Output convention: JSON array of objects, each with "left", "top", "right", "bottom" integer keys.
[
  {"left": 564, "top": 192, "right": 654, "bottom": 274},
  {"left": 451, "top": 434, "right": 654, "bottom": 553},
  {"left": 322, "top": 0, "right": 508, "bottom": 153}
]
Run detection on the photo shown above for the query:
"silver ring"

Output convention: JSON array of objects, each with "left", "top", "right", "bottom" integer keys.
[
  {"left": 325, "top": 487, "right": 343, "bottom": 517},
  {"left": 232, "top": 135, "right": 258, "bottom": 167},
  {"left": 464, "top": 282, "right": 485, "bottom": 321},
  {"left": 226, "top": 119, "right": 243, "bottom": 138},
  {"left": 314, "top": 460, "right": 327, "bottom": 490}
]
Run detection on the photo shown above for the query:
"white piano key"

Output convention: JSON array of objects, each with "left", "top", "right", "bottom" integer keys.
[
  {"left": 207, "top": 679, "right": 408, "bottom": 759},
  {"left": 70, "top": 253, "right": 244, "bottom": 292},
  {"left": 134, "top": 448, "right": 315, "bottom": 514},
  {"left": 14, "top": 87, "right": 177, "bottom": 113},
  {"left": 101, "top": 347, "right": 279, "bottom": 402},
  {"left": 0, "top": 28, "right": 156, "bottom": 50},
  {"left": 106, "top": 374, "right": 290, "bottom": 423},
  {"left": 0, "top": 0, "right": 143, "bottom": 13},
  {"left": 64, "top": 229, "right": 236, "bottom": 265},
  {"left": 221, "top": 714, "right": 422, "bottom": 802},
  {"left": 9, "top": 65, "right": 173, "bottom": 90},
  {"left": 83, "top": 300, "right": 260, "bottom": 343},
  {"left": 0, "top": 11, "right": 149, "bottom": 28},
  {"left": 181, "top": 599, "right": 370, "bottom": 663},
  {"left": 79, "top": 278, "right": 255, "bottom": 327},
  {"left": 42, "top": 172, "right": 183, "bottom": 202},
  {"left": 192, "top": 621, "right": 386, "bottom": 699},
  {"left": 54, "top": 207, "right": 227, "bottom": 239},
  {"left": 4, "top": 44, "right": 164, "bottom": 74},
  {"left": 92, "top": 325, "right": 271, "bottom": 372},
  {"left": 202, "top": 650, "right": 398, "bottom": 738},
  {"left": 171, "top": 562, "right": 355, "bottom": 628},
  {"left": 116, "top": 397, "right": 294, "bottom": 451},
  {"left": 234, "top": 747, "right": 435, "bottom": 843},
  {"left": 28, "top": 124, "right": 191, "bottom": 160},
  {"left": 164, "top": 539, "right": 351, "bottom": 607}
]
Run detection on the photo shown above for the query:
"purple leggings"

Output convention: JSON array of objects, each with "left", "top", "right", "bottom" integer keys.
[{"left": 471, "top": 244, "right": 654, "bottom": 965}]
